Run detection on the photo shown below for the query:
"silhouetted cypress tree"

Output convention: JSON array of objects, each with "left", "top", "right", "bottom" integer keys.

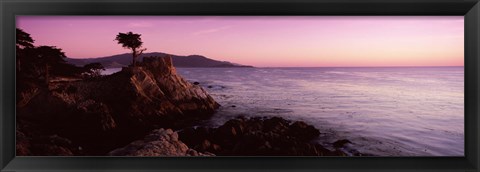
[{"left": 115, "top": 32, "right": 147, "bottom": 66}]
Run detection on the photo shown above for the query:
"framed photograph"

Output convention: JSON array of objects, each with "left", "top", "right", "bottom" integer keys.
[{"left": 1, "top": 0, "right": 479, "bottom": 171}]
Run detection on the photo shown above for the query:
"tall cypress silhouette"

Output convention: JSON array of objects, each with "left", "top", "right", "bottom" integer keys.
[{"left": 115, "top": 32, "right": 147, "bottom": 66}]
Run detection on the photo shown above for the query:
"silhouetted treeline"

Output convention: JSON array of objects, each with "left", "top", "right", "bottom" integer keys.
[{"left": 16, "top": 28, "right": 105, "bottom": 83}]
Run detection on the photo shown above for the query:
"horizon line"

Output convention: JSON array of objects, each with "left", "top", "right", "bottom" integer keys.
[{"left": 66, "top": 52, "right": 464, "bottom": 69}]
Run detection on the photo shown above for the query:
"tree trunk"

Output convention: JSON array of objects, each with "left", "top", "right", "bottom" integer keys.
[{"left": 132, "top": 48, "right": 137, "bottom": 67}]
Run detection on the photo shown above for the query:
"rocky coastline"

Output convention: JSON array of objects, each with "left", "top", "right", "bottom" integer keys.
[
  {"left": 16, "top": 56, "right": 359, "bottom": 156},
  {"left": 178, "top": 116, "right": 348, "bottom": 156}
]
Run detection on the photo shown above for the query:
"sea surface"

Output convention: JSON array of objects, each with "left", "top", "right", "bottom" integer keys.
[{"left": 104, "top": 67, "right": 464, "bottom": 156}]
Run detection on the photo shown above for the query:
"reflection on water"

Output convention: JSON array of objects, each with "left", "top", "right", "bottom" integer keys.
[{"left": 176, "top": 67, "right": 464, "bottom": 156}]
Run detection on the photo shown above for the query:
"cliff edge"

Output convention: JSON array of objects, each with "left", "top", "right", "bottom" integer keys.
[{"left": 16, "top": 56, "right": 220, "bottom": 155}]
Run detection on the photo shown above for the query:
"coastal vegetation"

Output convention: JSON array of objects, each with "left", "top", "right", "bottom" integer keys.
[{"left": 16, "top": 28, "right": 106, "bottom": 82}]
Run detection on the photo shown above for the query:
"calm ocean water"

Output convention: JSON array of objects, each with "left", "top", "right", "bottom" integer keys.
[{"left": 104, "top": 67, "right": 464, "bottom": 156}]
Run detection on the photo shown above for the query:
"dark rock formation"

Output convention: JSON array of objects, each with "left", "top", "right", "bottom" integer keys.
[
  {"left": 16, "top": 121, "right": 81, "bottom": 156},
  {"left": 16, "top": 56, "right": 360, "bottom": 156},
  {"left": 16, "top": 56, "right": 220, "bottom": 155},
  {"left": 108, "top": 128, "right": 213, "bottom": 156},
  {"left": 179, "top": 116, "right": 346, "bottom": 156},
  {"left": 333, "top": 139, "right": 353, "bottom": 148}
]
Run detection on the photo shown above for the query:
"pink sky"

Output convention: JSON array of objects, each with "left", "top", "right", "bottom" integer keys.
[{"left": 17, "top": 16, "right": 464, "bottom": 67}]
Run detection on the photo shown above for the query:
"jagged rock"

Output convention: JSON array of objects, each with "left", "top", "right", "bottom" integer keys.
[
  {"left": 289, "top": 121, "right": 320, "bottom": 140},
  {"left": 44, "top": 56, "right": 220, "bottom": 130},
  {"left": 16, "top": 56, "right": 220, "bottom": 155},
  {"left": 179, "top": 127, "right": 212, "bottom": 147},
  {"left": 108, "top": 128, "right": 213, "bottom": 156},
  {"left": 75, "top": 99, "right": 116, "bottom": 131},
  {"left": 179, "top": 116, "right": 346, "bottom": 156},
  {"left": 333, "top": 139, "right": 352, "bottom": 148},
  {"left": 16, "top": 124, "right": 78, "bottom": 156},
  {"left": 30, "top": 135, "right": 75, "bottom": 156}
]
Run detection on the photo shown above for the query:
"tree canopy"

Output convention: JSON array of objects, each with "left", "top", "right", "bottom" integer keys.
[
  {"left": 33, "top": 46, "right": 67, "bottom": 83},
  {"left": 115, "top": 32, "right": 143, "bottom": 50},
  {"left": 82, "top": 62, "right": 105, "bottom": 78},
  {"left": 16, "top": 28, "right": 70, "bottom": 83},
  {"left": 16, "top": 28, "right": 35, "bottom": 72},
  {"left": 34, "top": 46, "right": 67, "bottom": 64},
  {"left": 16, "top": 28, "right": 34, "bottom": 49},
  {"left": 115, "top": 32, "right": 146, "bottom": 66}
]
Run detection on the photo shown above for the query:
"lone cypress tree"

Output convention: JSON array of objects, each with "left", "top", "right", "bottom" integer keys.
[{"left": 115, "top": 32, "right": 147, "bottom": 66}]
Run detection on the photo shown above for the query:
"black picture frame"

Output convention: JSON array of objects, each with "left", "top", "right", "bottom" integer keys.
[{"left": 1, "top": 0, "right": 479, "bottom": 171}]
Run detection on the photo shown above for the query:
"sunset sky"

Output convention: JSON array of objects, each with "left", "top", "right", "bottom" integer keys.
[{"left": 17, "top": 16, "right": 464, "bottom": 67}]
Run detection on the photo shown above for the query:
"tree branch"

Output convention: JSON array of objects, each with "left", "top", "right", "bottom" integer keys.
[{"left": 138, "top": 48, "right": 147, "bottom": 56}]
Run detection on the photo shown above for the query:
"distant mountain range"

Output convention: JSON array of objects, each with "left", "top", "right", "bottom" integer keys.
[{"left": 66, "top": 52, "right": 253, "bottom": 68}]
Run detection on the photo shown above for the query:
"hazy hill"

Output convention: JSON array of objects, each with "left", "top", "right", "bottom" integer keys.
[{"left": 66, "top": 52, "right": 253, "bottom": 68}]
